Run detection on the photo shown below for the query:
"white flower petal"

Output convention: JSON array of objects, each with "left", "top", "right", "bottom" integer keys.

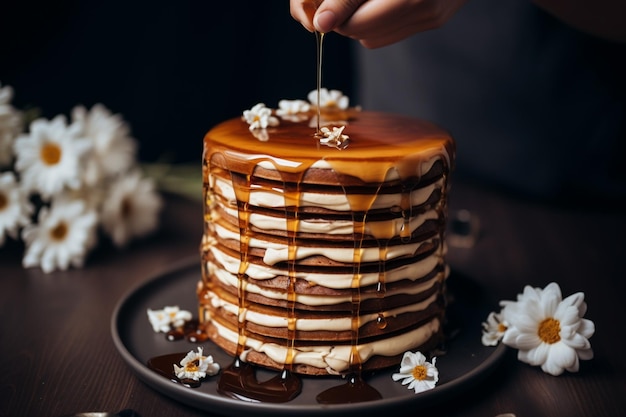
[
  {"left": 557, "top": 305, "right": 582, "bottom": 327},
  {"left": 577, "top": 318, "right": 595, "bottom": 339},
  {"left": 576, "top": 347, "right": 594, "bottom": 361},
  {"left": 100, "top": 170, "right": 162, "bottom": 247},
  {"left": 548, "top": 342, "right": 578, "bottom": 373},
  {"left": 524, "top": 343, "right": 551, "bottom": 366}
]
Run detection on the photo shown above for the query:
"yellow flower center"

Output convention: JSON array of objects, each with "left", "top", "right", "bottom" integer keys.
[
  {"left": 185, "top": 360, "right": 200, "bottom": 372},
  {"left": 538, "top": 318, "right": 561, "bottom": 344},
  {"left": 41, "top": 142, "right": 62, "bottom": 165},
  {"left": 411, "top": 365, "right": 427, "bottom": 381},
  {"left": 498, "top": 323, "right": 508, "bottom": 333},
  {"left": 0, "top": 192, "right": 7, "bottom": 210},
  {"left": 50, "top": 222, "right": 68, "bottom": 241}
]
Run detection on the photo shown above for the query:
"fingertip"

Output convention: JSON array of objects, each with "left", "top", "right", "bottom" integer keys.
[{"left": 314, "top": 10, "right": 337, "bottom": 33}]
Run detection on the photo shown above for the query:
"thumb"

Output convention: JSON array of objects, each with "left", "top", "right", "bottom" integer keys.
[{"left": 314, "top": 0, "right": 367, "bottom": 33}]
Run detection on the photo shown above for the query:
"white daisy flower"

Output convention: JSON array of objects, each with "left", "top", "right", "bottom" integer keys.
[
  {"left": 21, "top": 196, "right": 98, "bottom": 273},
  {"left": 0, "top": 82, "right": 22, "bottom": 167},
  {"left": 242, "top": 103, "right": 279, "bottom": 131},
  {"left": 146, "top": 306, "right": 192, "bottom": 333},
  {"left": 276, "top": 99, "right": 310, "bottom": 122},
  {"left": 0, "top": 172, "right": 34, "bottom": 246},
  {"left": 71, "top": 104, "right": 137, "bottom": 186},
  {"left": 13, "top": 115, "right": 92, "bottom": 200},
  {"left": 173, "top": 347, "right": 220, "bottom": 381},
  {"left": 481, "top": 311, "right": 509, "bottom": 346},
  {"left": 392, "top": 351, "right": 439, "bottom": 393},
  {"left": 317, "top": 125, "right": 349, "bottom": 149},
  {"left": 500, "top": 282, "right": 595, "bottom": 376},
  {"left": 100, "top": 170, "right": 162, "bottom": 247},
  {"left": 307, "top": 88, "right": 349, "bottom": 110}
]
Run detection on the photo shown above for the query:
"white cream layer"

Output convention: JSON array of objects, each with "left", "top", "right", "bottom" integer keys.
[
  {"left": 208, "top": 244, "right": 442, "bottom": 289},
  {"left": 207, "top": 258, "right": 442, "bottom": 306},
  {"left": 254, "top": 157, "right": 441, "bottom": 184},
  {"left": 206, "top": 290, "right": 438, "bottom": 331},
  {"left": 209, "top": 314, "right": 440, "bottom": 375},
  {"left": 213, "top": 221, "right": 440, "bottom": 265},
  {"left": 214, "top": 176, "right": 443, "bottom": 212},
  {"left": 219, "top": 205, "right": 439, "bottom": 239}
]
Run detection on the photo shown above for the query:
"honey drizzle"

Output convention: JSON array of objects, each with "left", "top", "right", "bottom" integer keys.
[
  {"left": 315, "top": 30, "right": 324, "bottom": 135},
  {"left": 303, "top": 0, "right": 325, "bottom": 136},
  {"left": 283, "top": 173, "right": 305, "bottom": 371},
  {"left": 316, "top": 180, "right": 383, "bottom": 404},
  {"left": 231, "top": 172, "right": 253, "bottom": 358},
  {"left": 216, "top": 158, "right": 308, "bottom": 402},
  {"left": 198, "top": 154, "right": 221, "bottom": 338}
]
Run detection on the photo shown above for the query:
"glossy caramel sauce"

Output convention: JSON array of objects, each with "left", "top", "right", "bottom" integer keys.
[{"left": 204, "top": 111, "right": 454, "bottom": 185}]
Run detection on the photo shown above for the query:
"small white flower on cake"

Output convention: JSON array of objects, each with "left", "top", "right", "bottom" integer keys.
[
  {"left": 481, "top": 311, "right": 509, "bottom": 346},
  {"left": 100, "top": 170, "right": 162, "bottom": 247},
  {"left": 173, "top": 347, "right": 220, "bottom": 381},
  {"left": 242, "top": 103, "right": 279, "bottom": 131},
  {"left": 147, "top": 306, "right": 192, "bottom": 333},
  {"left": 392, "top": 351, "right": 439, "bottom": 393},
  {"left": 318, "top": 125, "right": 349, "bottom": 149},
  {"left": 21, "top": 196, "right": 98, "bottom": 273},
  {"left": 307, "top": 88, "right": 349, "bottom": 110},
  {"left": 276, "top": 99, "right": 310, "bottom": 122},
  {"left": 0, "top": 82, "right": 22, "bottom": 167},
  {"left": 13, "top": 115, "right": 92, "bottom": 200},
  {"left": 493, "top": 282, "right": 595, "bottom": 376},
  {"left": 0, "top": 172, "right": 34, "bottom": 246},
  {"left": 71, "top": 104, "right": 137, "bottom": 187}
]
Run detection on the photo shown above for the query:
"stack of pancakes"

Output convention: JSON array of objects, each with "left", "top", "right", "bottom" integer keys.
[{"left": 199, "top": 111, "right": 454, "bottom": 376}]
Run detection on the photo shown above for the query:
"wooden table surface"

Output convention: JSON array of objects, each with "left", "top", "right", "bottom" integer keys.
[{"left": 1, "top": 182, "right": 625, "bottom": 417}]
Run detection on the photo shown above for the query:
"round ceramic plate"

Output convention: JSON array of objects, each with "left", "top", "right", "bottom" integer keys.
[{"left": 111, "top": 259, "right": 506, "bottom": 416}]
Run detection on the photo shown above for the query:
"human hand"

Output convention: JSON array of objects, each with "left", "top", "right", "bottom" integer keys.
[{"left": 290, "top": 0, "right": 467, "bottom": 48}]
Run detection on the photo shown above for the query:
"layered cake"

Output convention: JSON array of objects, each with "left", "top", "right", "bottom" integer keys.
[{"left": 198, "top": 98, "right": 455, "bottom": 376}]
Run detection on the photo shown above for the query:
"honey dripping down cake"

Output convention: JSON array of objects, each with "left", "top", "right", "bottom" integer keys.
[{"left": 198, "top": 96, "right": 455, "bottom": 378}]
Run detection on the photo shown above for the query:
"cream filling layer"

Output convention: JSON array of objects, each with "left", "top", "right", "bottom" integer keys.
[
  {"left": 219, "top": 205, "right": 439, "bottom": 239},
  {"left": 208, "top": 244, "right": 442, "bottom": 289},
  {"left": 209, "top": 314, "right": 441, "bottom": 375},
  {"left": 255, "top": 157, "right": 441, "bottom": 184},
  {"left": 213, "top": 176, "right": 443, "bottom": 212},
  {"left": 212, "top": 222, "right": 439, "bottom": 265},
  {"left": 207, "top": 291, "right": 438, "bottom": 331},
  {"left": 206, "top": 259, "right": 442, "bottom": 306}
]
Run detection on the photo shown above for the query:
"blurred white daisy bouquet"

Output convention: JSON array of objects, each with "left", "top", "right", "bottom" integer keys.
[{"left": 0, "top": 81, "right": 162, "bottom": 273}]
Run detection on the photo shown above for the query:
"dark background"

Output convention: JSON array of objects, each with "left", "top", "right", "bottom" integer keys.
[{"left": 1, "top": 1, "right": 354, "bottom": 164}]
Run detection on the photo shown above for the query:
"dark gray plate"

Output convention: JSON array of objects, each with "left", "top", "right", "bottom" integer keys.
[{"left": 111, "top": 259, "right": 506, "bottom": 416}]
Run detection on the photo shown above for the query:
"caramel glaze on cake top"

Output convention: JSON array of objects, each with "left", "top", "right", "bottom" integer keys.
[
  {"left": 199, "top": 109, "right": 455, "bottom": 383},
  {"left": 204, "top": 110, "right": 454, "bottom": 187}
]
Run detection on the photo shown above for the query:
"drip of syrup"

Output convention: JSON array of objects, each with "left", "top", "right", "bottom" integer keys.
[
  {"left": 303, "top": 0, "right": 325, "bottom": 137},
  {"left": 315, "top": 30, "right": 324, "bottom": 135}
]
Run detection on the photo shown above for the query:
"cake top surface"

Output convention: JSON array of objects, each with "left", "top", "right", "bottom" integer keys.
[{"left": 204, "top": 109, "right": 454, "bottom": 183}]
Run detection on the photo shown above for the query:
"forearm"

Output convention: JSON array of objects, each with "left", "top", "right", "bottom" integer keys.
[{"left": 533, "top": 0, "right": 626, "bottom": 42}]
